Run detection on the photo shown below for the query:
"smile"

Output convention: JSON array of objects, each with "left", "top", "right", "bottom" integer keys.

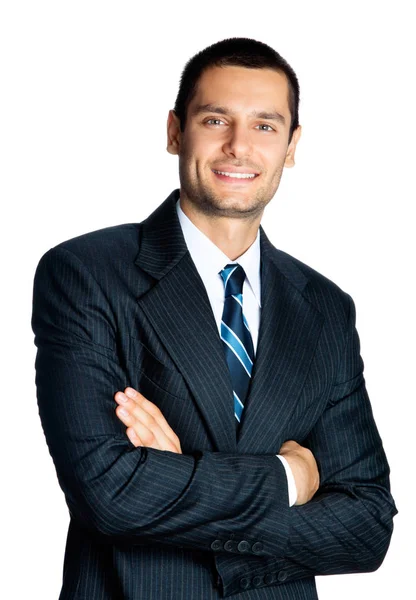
[{"left": 212, "top": 169, "right": 257, "bottom": 179}]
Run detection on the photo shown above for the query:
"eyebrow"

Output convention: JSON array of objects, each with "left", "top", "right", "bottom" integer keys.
[{"left": 192, "top": 103, "right": 286, "bottom": 125}]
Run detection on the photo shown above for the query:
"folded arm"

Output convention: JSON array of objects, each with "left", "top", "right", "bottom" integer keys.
[
  {"left": 32, "top": 246, "right": 397, "bottom": 596},
  {"left": 32, "top": 246, "right": 292, "bottom": 558},
  {"left": 114, "top": 386, "right": 319, "bottom": 506}
]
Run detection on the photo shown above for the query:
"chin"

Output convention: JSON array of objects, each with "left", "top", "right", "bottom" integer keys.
[{"left": 207, "top": 196, "right": 265, "bottom": 218}]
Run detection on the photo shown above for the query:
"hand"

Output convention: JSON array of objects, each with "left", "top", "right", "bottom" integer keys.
[
  {"left": 114, "top": 387, "right": 182, "bottom": 454},
  {"left": 279, "top": 440, "right": 320, "bottom": 505}
]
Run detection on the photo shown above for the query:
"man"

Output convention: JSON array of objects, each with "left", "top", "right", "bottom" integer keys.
[{"left": 32, "top": 38, "right": 397, "bottom": 599}]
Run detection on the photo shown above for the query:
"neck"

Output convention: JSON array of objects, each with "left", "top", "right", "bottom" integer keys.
[{"left": 179, "top": 197, "right": 262, "bottom": 260}]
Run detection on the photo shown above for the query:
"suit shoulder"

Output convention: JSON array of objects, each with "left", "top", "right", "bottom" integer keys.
[
  {"left": 272, "top": 247, "right": 352, "bottom": 314},
  {"left": 277, "top": 248, "right": 345, "bottom": 288},
  {"left": 58, "top": 223, "right": 140, "bottom": 254},
  {"left": 38, "top": 223, "right": 142, "bottom": 270}
]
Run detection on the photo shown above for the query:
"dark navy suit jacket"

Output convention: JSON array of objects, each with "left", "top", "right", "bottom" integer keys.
[{"left": 32, "top": 190, "right": 397, "bottom": 599}]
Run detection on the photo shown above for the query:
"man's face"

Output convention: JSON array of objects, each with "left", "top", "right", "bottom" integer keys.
[{"left": 167, "top": 65, "right": 301, "bottom": 220}]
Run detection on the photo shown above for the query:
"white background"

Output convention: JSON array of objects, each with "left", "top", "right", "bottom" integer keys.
[{"left": 1, "top": 1, "right": 414, "bottom": 598}]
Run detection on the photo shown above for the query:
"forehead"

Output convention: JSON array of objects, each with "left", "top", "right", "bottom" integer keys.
[{"left": 190, "top": 66, "right": 291, "bottom": 118}]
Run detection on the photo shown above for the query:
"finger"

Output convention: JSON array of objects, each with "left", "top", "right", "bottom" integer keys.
[
  {"left": 116, "top": 388, "right": 181, "bottom": 452},
  {"left": 115, "top": 396, "right": 180, "bottom": 452},
  {"left": 124, "top": 388, "right": 181, "bottom": 450},
  {"left": 131, "top": 411, "right": 180, "bottom": 452},
  {"left": 115, "top": 393, "right": 147, "bottom": 444},
  {"left": 130, "top": 416, "right": 179, "bottom": 452},
  {"left": 116, "top": 404, "right": 162, "bottom": 450}
]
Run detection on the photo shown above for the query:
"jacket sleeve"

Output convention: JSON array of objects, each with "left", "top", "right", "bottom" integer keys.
[
  {"left": 215, "top": 294, "right": 398, "bottom": 596},
  {"left": 32, "top": 245, "right": 290, "bottom": 560}
]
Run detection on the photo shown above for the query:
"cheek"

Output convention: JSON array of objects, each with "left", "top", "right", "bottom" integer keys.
[
  {"left": 185, "top": 144, "right": 217, "bottom": 176},
  {"left": 181, "top": 134, "right": 202, "bottom": 160},
  {"left": 179, "top": 151, "right": 204, "bottom": 184},
  {"left": 262, "top": 145, "right": 288, "bottom": 174}
]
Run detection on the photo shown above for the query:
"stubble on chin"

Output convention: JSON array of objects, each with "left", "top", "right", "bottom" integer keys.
[
  {"left": 179, "top": 168, "right": 271, "bottom": 220},
  {"left": 195, "top": 191, "right": 267, "bottom": 219}
]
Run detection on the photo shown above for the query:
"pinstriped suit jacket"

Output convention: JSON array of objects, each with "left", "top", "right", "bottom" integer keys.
[{"left": 32, "top": 189, "right": 397, "bottom": 599}]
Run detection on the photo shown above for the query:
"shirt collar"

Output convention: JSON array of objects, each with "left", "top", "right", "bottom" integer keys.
[{"left": 176, "top": 198, "right": 261, "bottom": 306}]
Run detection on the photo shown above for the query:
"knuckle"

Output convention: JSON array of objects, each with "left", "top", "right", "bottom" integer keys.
[
  {"left": 145, "top": 400, "right": 162, "bottom": 418},
  {"left": 302, "top": 446, "right": 314, "bottom": 461},
  {"left": 141, "top": 429, "right": 155, "bottom": 445},
  {"left": 144, "top": 414, "right": 157, "bottom": 429},
  {"left": 305, "top": 448, "right": 313, "bottom": 460},
  {"left": 138, "top": 410, "right": 152, "bottom": 425}
]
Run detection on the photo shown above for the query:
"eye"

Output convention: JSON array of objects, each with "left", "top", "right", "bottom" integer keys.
[
  {"left": 256, "top": 124, "right": 275, "bottom": 132},
  {"left": 205, "top": 118, "right": 225, "bottom": 126}
]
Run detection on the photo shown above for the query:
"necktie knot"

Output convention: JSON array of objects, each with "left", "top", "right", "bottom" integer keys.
[{"left": 219, "top": 263, "right": 246, "bottom": 297}]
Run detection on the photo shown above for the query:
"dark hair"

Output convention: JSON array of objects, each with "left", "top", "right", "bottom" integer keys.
[{"left": 173, "top": 37, "right": 300, "bottom": 142}]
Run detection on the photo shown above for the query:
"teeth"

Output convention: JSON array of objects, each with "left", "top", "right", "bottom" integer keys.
[{"left": 213, "top": 170, "right": 256, "bottom": 179}]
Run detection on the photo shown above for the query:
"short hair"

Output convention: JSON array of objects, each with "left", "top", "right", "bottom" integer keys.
[{"left": 173, "top": 37, "right": 300, "bottom": 142}]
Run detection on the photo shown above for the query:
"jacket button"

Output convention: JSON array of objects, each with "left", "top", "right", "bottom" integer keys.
[
  {"left": 240, "top": 577, "right": 250, "bottom": 589},
  {"left": 277, "top": 570, "right": 288, "bottom": 582},
  {"left": 237, "top": 540, "right": 250, "bottom": 553},
  {"left": 210, "top": 540, "right": 222, "bottom": 551},
  {"left": 264, "top": 573, "right": 276, "bottom": 584},
  {"left": 224, "top": 540, "right": 236, "bottom": 552},
  {"left": 252, "top": 541, "right": 264, "bottom": 554},
  {"left": 253, "top": 575, "right": 264, "bottom": 587}
]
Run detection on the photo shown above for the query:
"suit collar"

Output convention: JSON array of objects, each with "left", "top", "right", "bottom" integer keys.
[
  {"left": 259, "top": 226, "right": 310, "bottom": 294},
  {"left": 134, "top": 189, "right": 188, "bottom": 280}
]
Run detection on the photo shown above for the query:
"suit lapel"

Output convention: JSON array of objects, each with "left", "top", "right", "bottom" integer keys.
[
  {"left": 135, "top": 191, "right": 236, "bottom": 452},
  {"left": 237, "top": 230, "right": 325, "bottom": 453}
]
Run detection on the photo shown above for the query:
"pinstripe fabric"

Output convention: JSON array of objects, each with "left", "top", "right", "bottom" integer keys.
[{"left": 32, "top": 189, "right": 397, "bottom": 599}]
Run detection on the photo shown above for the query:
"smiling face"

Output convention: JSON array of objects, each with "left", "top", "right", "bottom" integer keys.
[{"left": 167, "top": 65, "right": 301, "bottom": 221}]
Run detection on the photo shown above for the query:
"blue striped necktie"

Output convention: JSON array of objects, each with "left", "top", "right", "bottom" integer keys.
[{"left": 219, "top": 263, "right": 255, "bottom": 424}]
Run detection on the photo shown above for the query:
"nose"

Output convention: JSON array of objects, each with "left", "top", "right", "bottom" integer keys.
[{"left": 222, "top": 123, "right": 252, "bottom": 159}]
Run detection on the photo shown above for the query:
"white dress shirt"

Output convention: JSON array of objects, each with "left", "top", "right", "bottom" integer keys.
[{"left": 176, "top": 199, "right": 297, "bottom": 507}]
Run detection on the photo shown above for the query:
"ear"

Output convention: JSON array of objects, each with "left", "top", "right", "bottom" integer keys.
[
  {"left": 284, "top": 125, "right": 302, "bottom": 168},
  {"left": 167, "top": 110, "right": 181, "bottom": 155}
]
